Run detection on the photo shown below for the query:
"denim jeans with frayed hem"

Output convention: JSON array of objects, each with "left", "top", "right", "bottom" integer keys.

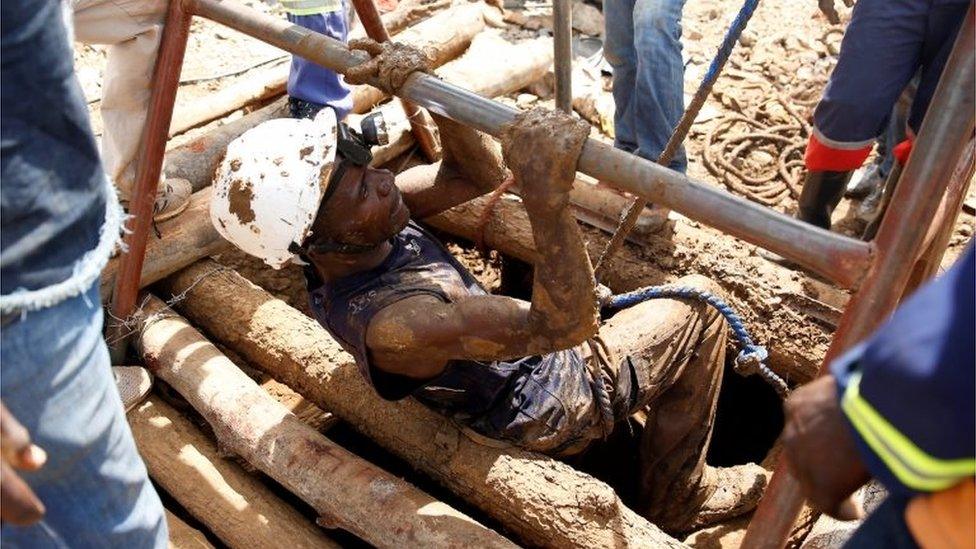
[
  {"left": 0, "top": 284, "right": 167, "bottom": 548},
  {"left": 604, "top": 0, "right": 688, "bottom": 173}
]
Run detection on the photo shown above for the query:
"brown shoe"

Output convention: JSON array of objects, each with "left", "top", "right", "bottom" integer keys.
[
  {"left": 680, "top": 463, "right": 770, "bottom": 531},
  {"left": 152, "top": 178, "right": 192, "bottom": 222},
  {"left": 113, "top": 366, "right": 153, "bottom": 413}
]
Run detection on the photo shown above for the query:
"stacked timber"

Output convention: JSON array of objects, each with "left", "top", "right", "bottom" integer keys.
[
  {"left": 136, "top": 294, "right": 516, "bottom": 548},
  {"left": 157, "top": 261, "right": 683, "bottom": 548}
]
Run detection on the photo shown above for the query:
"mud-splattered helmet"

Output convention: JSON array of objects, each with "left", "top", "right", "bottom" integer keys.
[{"left": 210, "top": 108, "right": 338, "bottom": 269}]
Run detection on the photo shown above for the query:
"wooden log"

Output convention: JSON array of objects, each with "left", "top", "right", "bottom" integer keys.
[
  {"left": 166, "top": 509, "right": 215, "bottom": 549},
  {"left": 158, "top": 260, "right": 683, "bottom": 548},
  {"left": 132, "top": 398, "right": 337, "bottom": 549},
  {"left": 169, "top": 63, "right": 288, "bottom": 138},
  {"left": 165, "top": 98, "right": 289, "bottom": 193},
  {"left": 101, "top": 187, "right": 228, "bottom": 302},
  {"left": 135, "top": 295, "right": 516, "bottom": 549}
]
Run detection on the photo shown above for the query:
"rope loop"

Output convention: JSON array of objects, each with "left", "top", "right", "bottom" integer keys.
[{"left": 606, "top": 284, "right": 790, "bottom": 398}]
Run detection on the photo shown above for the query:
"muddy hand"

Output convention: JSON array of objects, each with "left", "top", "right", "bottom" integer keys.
[
  {"left": 1, "top": 401, "right": 47, "bottom": 525},
  {"left": 500, "top": 107, "right": 590, "bottom": 208},
  {"left": 781, "top": 376, "right": 869, "bottom": 520},
  {"left": 345, "top": 38, "right": 434, "bottom": 94}
]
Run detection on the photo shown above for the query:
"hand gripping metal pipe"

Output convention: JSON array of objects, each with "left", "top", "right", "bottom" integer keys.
[
  {"left": 742, "top": 7, "right": 975, "bottom": 547},
  {"left": 348, "top": 0, "right": 442, "bottom": 161},
  {"left": 185, "top": 0, "right": 871, "bottom": 289}
]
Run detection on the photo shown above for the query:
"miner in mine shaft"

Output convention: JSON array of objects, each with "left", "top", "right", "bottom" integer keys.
[{"left": 209, "top": 40, "right": 768, "bottom": 534}]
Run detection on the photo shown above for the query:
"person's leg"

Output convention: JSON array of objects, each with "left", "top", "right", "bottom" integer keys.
[
  {"left": 286, "top": 8, "right": 353, "bottom": 120},
  {"left": 0, "top": 284, "right": 167, "bottom": 547},
  {"left": 799, "top": 0, "right": 929, "bottom": 230},
  {"left": 599, "top": 274, "right": 765, "bottom": 532},
  {"left": 603, "top": 0, "right": 638, "bottom": 154},
  {"left": 73, "top": 0, "right": 166, "bottom": 203},
  {"left": 632, "top": 0, "right": 687, "bottom": 172}
]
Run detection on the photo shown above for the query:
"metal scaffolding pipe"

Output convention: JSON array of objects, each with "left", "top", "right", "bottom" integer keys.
[
  {"left": 108, "top": 0, "right": 193, "bottom": 361},
  {"left": 552, "top": 0, "right": 573, "bottom": 112},
  {"left": 189, "top": 0, "right": 871, "bottom": 287},
  {"left": 742, "top": 7, "right": 975, "bottom": 547}
]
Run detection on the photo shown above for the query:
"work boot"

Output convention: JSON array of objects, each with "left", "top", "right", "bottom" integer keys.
[
  {"left": 113, "top": 366, "right": 153, "bottom": 413},
  {"left": 796, "top": 170, "right": 853, "bottom": 230},
  {"left": 671, "top": 463, "right": 770, "bottom": 533},
  {"left": 845, "top": 163, "right": 885, "bottom": 200},
  {"left": 152, "top": 178, "right": 192, "bottom": 222},
  {"left": 289, "top": 97, "right": 326, "bottom": 120}
]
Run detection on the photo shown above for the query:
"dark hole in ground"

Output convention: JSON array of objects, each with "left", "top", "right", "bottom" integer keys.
[{"left": 707, "top": 361, "right": 784, "bottom": 467}]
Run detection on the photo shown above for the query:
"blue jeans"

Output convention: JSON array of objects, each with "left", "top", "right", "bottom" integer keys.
[
  {"left": 287, "top": 10, "right": 353, "bottom": 120},
  {"left": 0, "top": 284, "right": 166, "bottom": 548},
  {"left": 604, "top": 0, "right": 688, "bottom": 173}
]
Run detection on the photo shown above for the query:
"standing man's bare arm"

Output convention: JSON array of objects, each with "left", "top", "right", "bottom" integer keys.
[{"left": 369, "top": 109, "right": 599, "bottom": 377}]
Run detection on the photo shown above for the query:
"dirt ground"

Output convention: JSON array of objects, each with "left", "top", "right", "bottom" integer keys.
[{"left": 75, "top": 0, "right": 973, "bottom": 546}]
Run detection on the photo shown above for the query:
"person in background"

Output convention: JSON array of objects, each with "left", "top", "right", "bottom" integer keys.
[
  {"left": 282, "top": 0, "right": 354, "bottom": 120},
  {"left": 603, "top": 0, "right": 687, "bottom": 174},
  {"left": 782, "top": 244, "right": 974, "bottom": 548},
  {"left": 794, "top": 0, "right": 968, "bottom": 231},
  {"left": 72, "top": 0, "right": 193, "bottom": 221},
  {"left": 1, "top": 0, "right": 166, "bottom": 544}
]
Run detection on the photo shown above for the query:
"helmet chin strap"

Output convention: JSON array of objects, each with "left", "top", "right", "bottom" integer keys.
[{"left": 289, "top": 238, "right": 379, "bottom": 261}]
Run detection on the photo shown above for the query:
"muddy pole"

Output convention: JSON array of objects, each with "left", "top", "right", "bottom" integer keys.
[
  {"left": 187, "top": 0, "right": 871, "bottom": 287},
  {"left": 552, "top": 0, "right": 572, "bottom": 112},
  {"left": 108, "top": 0, "right": 192, "bottom": 362},
  {"left": 136, "top": 294, "right": 516, "bottom": 549},
  {"left": 349, "top": 0, "right": 442, "bottom": 161},
  {"left": 900, "top": 137, "right": 975, "bottom": 298},
  {"left": 742, "top": 9, "right": 975, "bottom": 547}
]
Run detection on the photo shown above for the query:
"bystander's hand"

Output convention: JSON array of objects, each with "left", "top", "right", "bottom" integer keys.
[
  {"left": 1, "top": 401, "right": 46, "bottom": 525},
  {"left": 781, "top": 375, "right": 870, "bottom": 520}
]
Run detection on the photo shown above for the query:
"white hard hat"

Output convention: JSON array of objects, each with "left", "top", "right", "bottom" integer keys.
[{"left": 211, "top": 109, "right": 338, "bottom": 269}]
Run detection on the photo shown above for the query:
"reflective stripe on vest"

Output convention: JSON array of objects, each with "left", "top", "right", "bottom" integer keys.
[
  {"left": 842, "top": 372, "right": 976, "bottom": 492},
  {"left": 280, "top": 0, "right": 342, "bottom": 16}
]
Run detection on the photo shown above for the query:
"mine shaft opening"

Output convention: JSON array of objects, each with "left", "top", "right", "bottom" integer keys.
[{"left": 427, "top": 227, "right": 786, "bottom": 508}]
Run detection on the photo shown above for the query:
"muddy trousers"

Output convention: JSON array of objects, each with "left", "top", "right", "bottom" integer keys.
[{"left": 598, "top": 274, "right": 728, "bottom": 529}]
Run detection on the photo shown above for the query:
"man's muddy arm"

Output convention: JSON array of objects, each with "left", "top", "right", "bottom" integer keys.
[
  {"left": 510, "top": 110, "right": 599, "bottom": 348},
  {"left": 369, "top": 110, "right": 598, "bottom": 371},
  {"left": 394, "top": 114, "right": 509, "bottom": 219}
]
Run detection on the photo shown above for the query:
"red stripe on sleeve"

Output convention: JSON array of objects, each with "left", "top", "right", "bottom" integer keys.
[
  {"left": 804, "top": 134, "right": 873, "bottom": 171},
  {"left": 893, "top": 138, "right": 913, "bottom": 166}
]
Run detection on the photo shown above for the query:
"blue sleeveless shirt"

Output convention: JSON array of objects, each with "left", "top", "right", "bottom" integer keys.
[{"left": 306, "top": 222, "right": 603, "bottom": 454}]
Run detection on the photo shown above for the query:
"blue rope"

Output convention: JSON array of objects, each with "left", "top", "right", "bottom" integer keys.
[
  {"left": 699, "top": 0, "right": 760, "bottom": 87},
  {"left": 606, "top": 285, "right": 790, "bottom": 398}
]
